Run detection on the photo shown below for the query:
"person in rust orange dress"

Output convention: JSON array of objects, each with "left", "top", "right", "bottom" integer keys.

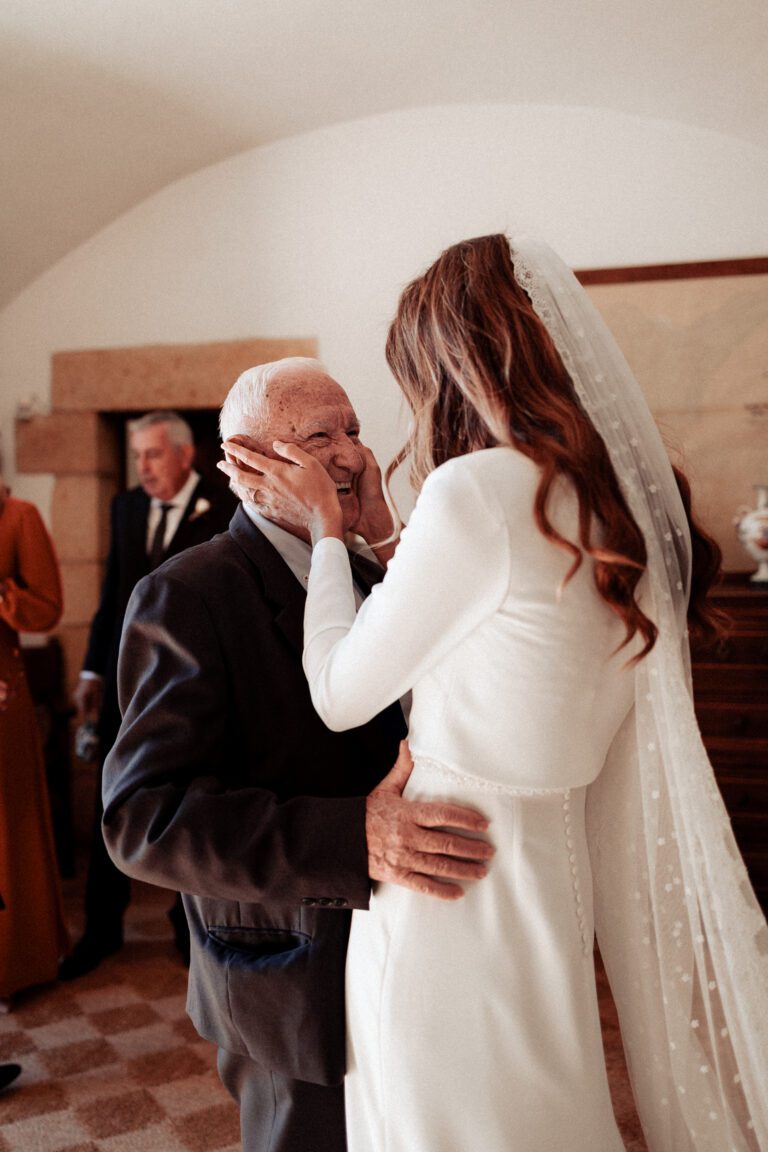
[{"left": 0, "top": 476, "right": 68, "bottom": 1002}]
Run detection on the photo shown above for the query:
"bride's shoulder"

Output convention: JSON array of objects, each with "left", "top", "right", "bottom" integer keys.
[
  {"left": 424, "top": 447, "right": 538, "bottom": 495},
  {"left": 418, "top": 447, "right": 539, "bottom": 526}
]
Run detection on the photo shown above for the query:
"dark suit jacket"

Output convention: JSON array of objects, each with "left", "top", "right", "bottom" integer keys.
[
  {"left": 84, "top": 476, "right": 236, "bottom": 748},
  {"left": 102, "top": 506, "right": 405, "bottom": 1085}
]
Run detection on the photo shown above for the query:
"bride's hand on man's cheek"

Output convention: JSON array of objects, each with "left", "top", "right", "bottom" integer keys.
[
  {"left": 218, "top": 438, "right": 266, "bottom": 493},
  {"left": 351, "top": 445, "right": 398, "bottom": 553},
  {"left": 218, "top": 438, "right": 342, "bottom": 536}
]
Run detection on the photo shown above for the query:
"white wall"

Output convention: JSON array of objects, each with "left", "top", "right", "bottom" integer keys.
[{"left": 2, "top": 102, "right": 767, "bottom": 519}]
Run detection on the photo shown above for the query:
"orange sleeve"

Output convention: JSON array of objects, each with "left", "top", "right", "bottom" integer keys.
[{"left": 0, "top": 502, "right": 63, "bottom": 632}]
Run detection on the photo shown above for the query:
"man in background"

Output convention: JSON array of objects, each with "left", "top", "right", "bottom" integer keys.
[{"left": 61, "top": 410, "right": 235, "bottom": 979}]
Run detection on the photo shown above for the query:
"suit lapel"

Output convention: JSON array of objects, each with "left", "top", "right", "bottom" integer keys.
[
  {"left": 127, "top": 489, "right": 152, "bottom": 585},
  {"left": 347, "top": 550, "right": 385, "bottom": 594},
  {"left": 229, "top": 506, "right": 306, "bottom": 656},
  {"left": 230, "top": 508, "right": 407, "bottom": 748},
  {"left": 344, "top": 550, "right": 407, "bottom": 749},
  {"left": 167, "top": 478, "right": 205, "bottom": 558}
]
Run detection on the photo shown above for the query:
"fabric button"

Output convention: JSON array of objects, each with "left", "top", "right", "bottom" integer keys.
[
  {"left": 301, "top": 897, "right": 317, "bottom": 906},
  {"left": 316, "top": 897, "right": 332, "bottom": 907},
  {"left": 331, "top": 898, "right": 348, "bottom": 908}
]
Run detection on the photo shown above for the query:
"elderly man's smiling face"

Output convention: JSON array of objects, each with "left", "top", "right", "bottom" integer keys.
[{"left": 246, "top": 366, "right": 365, "bottom": 534}]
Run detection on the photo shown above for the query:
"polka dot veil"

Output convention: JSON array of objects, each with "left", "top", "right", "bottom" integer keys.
[{"left": 510, "top": 235, "right": 768, "bottom": 1151}]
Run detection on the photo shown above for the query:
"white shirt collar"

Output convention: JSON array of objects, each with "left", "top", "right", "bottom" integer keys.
[
  {"left": 243, "top": 503, "right": 313, "bottom": 586},
  {"left": 242, "top": 503, "right": 366, "bottom": 612}
]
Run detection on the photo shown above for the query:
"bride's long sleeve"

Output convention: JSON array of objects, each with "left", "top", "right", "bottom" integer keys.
[{"left": 303, "top": 455, "right": 510, "bottom": 731}]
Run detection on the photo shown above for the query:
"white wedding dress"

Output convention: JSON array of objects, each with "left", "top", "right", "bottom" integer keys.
[{"left": 304, "top": 446, "right": 639, "bottom": 1152}]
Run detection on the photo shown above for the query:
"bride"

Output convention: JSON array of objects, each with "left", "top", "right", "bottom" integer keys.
[{"left": 222, "top": 234, "right": 768, "bottom": 1151}]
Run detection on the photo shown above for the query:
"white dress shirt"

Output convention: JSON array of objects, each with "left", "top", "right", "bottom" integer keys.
[
  {"left": 243, "top": 504, "right": 364, "bottom": 608},
  {"left": 145, "top": 469, "right": 201, "bottom": 553}
]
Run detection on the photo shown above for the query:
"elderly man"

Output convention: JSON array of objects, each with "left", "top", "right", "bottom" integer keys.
[
  {"left": 62, "top": 410, "right": 235, "bottom": 979},
  {"left": 102, "top": 359, "right": 492, "bottom": 1152}
]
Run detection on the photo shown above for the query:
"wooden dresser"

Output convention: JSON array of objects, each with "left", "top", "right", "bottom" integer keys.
[{"left": 691, "top": 573, "right": 768, "bottom": 911}]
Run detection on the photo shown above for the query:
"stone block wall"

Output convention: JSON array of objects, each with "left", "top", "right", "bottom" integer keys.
[
  {"left": 15, "top": 336, "right": 316, "bottom": 846},
  {"left": 16, "top": 336, "right": 316, "bottom": 697}
]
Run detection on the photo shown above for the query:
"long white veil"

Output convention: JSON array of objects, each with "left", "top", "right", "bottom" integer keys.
[{"left": 509, "top": 236, "right": 768, "bottom": 1151}]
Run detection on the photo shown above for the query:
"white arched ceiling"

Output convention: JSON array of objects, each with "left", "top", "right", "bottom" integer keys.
[
  {"left": 1, "top": 0, "right": 766, "bottom": 308},
  {"left": 2, "top": 101, "right": 766, "bottom": 516}
]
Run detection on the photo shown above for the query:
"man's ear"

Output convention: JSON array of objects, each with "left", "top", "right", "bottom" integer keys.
[{"left": 180, "top": 442, "right": 196, "bottom": 471}]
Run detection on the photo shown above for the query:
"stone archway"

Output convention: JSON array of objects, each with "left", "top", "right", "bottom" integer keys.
[{"left": 15, "top": 336, "right": 317, "bottom": 695}]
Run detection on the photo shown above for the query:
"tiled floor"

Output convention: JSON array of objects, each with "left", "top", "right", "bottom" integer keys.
[
  {"left": 1, "top": 877, "right": 646, "bottom": 1151},
  {"left": 0, "top": 881, "right": 240, "bottom": 1152}
]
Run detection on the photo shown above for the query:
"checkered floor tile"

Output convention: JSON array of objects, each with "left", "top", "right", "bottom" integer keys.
[
  {"left": 1, "top": 876, "right": 646, "bottom": 1151},
  {"left": 0, "top": 881, "right": 240, "bottom": 1152}
]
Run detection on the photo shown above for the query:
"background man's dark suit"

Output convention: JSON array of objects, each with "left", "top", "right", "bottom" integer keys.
[
  {"left": 102, "top": 506, "right": 405, "bottom": 1150},
  {"left": 80, "top": 477, "right": 236, "bottom": 951}
]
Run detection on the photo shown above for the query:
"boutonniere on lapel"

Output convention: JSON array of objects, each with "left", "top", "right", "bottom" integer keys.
[{"left": 188, "top": 497, "right": 211, "bottom": 522}]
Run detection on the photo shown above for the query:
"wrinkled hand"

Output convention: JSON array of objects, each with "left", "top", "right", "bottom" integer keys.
[
  {"left": 350, "top": 445, "right": 398, "bottom": 565},
  {"left": 350, "top": 445, "right": 394, "bottom": 543},
  {"left": 218, "top": 439, "right": 343, "bottom": 542},
  {"left": 73, "top": 676, "right": 102, "bottom": 721},
  {"left": 366, "top": 741, "right": 494, "bottom": 900}
]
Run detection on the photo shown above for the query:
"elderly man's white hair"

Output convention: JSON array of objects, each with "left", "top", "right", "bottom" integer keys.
[
  {"left": 129, "top": 410, "right": 193, "bottom": 447},
  {"left": 219, "top": 357, "right": 328, "bottom": 442}
]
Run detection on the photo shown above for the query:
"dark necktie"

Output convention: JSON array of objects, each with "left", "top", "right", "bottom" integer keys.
[
  {"left": 148, "top": 503, "right": 173, "bottom": 569},
  {"left": 347, "top": 550, "right": 382, "bottom": 597},
  {"left": 345, "top": 549, "right": 408, "bottom": 751}
]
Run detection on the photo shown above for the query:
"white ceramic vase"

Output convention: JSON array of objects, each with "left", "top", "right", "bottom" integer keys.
[{"left": 736, "top": 484, "right": 768, "bottom": 584}]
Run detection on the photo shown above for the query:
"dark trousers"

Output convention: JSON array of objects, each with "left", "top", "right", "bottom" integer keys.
[
  {"left": 83, "top": 762, "right": 131, "bottom": 937},
  {"left": 217, "top": 1048, "right": 347, "bottom": 1152}
]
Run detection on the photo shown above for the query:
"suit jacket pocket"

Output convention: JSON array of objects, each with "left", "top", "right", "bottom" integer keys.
[
  {"left": 207, "top": 926, "right": 310, "bottom": 965},
  {"left": 197, "top": 922, "right": 347, "bottom": 1085}
]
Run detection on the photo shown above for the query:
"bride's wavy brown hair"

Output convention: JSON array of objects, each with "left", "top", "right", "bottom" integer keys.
[{"left": 385, "top": 233, "right": 723, "bottom": 657}]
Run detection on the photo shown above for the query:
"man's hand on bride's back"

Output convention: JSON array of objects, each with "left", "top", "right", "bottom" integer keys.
[{"left": 366, "top": 741, "right": 494, "bottom": 900}]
